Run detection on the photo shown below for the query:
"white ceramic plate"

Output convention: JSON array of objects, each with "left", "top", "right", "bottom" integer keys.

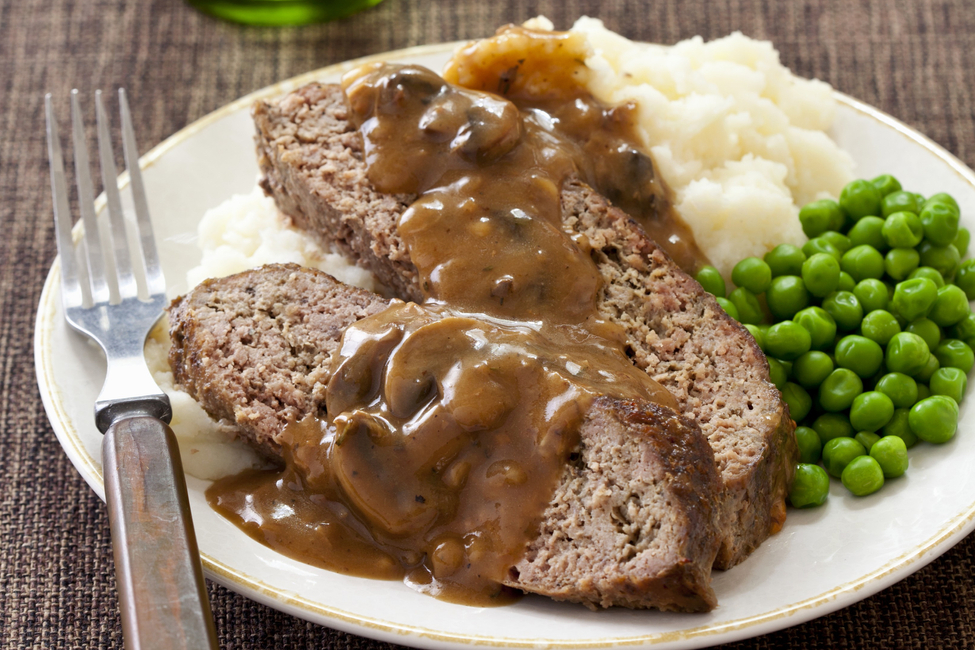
[{"left": 35, "top": 43, "right": 975, "bottom": 650}]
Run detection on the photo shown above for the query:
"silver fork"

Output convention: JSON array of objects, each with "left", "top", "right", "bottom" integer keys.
[{"left": 46, "top": 89, "right": 219, "bottom": 650}]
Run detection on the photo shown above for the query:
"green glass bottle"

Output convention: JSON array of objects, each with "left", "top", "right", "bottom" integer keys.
[{"left": 187, "top": 0, "right": 385, "bottom": 26}]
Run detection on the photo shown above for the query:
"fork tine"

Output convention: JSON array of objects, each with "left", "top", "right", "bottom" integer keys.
[
  {"left": 95, "top": 90, "right": 138, "bottom": 300},
  {"left": 70, "top": 90, "right": 111, "bottom": 305},
  {"left": 119, "top": 88, "right": 166, "bottom": 297},
  {"left": 46, "top": 94, "right": 85, "bottom": 309}
]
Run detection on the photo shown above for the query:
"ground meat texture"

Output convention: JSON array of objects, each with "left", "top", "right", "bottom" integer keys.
[
  {"left": 252, "top": 83, "right": 798, "bottom": 570},
  {"left": 509, "top": 396, "right": 720, "bottom": 612},
  {"left": 168, "top": 265, "right": 722, "bottom": 611},
  {"left": 167, "top": 263, "right": 389, "bottom": 457}
]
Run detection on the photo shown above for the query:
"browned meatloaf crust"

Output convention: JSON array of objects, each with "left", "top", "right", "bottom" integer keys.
[
  {"left": 167, "top": 263, "right": 723, "bottom": 611},
  {"left": 252, "top": 83, "right": 798, "bottom": 569}
]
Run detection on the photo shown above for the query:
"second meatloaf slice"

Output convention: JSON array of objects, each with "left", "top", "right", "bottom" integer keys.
[
  {"left": 168, "top": 264, "right": 723, "bottom": 611},
  {"left": 253, "top": 82, "right": 797, "bottom": 569}
]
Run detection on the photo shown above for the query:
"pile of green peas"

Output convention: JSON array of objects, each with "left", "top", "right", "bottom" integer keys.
[{"left": 695, "top": 174, "right": 973, "bottom": 506}]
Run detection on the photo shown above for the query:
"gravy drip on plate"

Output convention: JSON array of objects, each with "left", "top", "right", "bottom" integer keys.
[{"left": 208, "top": 32, "right": 691, "bottom": 605}]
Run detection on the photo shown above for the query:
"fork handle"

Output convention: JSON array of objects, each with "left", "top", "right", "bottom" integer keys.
[{"left": 103, "top": 415, "right": 219, "bottom": 650}]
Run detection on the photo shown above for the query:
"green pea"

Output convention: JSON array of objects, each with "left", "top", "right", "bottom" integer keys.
[
  {"left": 766, "top": 321, "right": 812, "bottom": 361},
  {"left": 728, "top": 287, "right": 765, "bottom": 325},
  {"left": 795, "top": 426, "right": 823, "bottom": 463},
  {"left": 918, "top": 240, "right": 960, "bottom": 276},
  {"left": 840, "top": 179, "right": 883, "bottom": 221},
  {"left": 909, "top": 395, "right": 959, "bottom": 443},
  {"left": 732, "top": 257, "right": 772, "bottom": 295},
  {"left": 848, "top": 216, "right": 888, "bottom": 252},
  {"left": 915, "top": 352, "right": 940, "bottom": 383},
  {"left": 853, "top": 279, "right": 889, "bottom": 313},
  {"left": 837, "top": 272, "right": 856, "bottom": 292},
  {"left": 924, "top": 192, "right": 960, "bottom": 213},
  {"left": 934, "top": 339, "right": 975, "bottom": 373},
  {"left": 781, "top": 382, "right": 813, "bottom": 421},
  {"left": 916, "top": 383, "right": 931, "bottom": 401},
  {"left": 953, "top": 259, "right": 975, "bottom": 300},
  {"left": 905, "top": 317, "right": 942, "bottom": 350},
  {"left": 744, "top": 324, "right": 765, "bottom": 351},
  {"left": 813, "top": 412, "right": 855, "bottom": 442},
  {"left": 821, "top": 231, "right": 853, "bottom": 254},
  {"left": 861, "top": 310, "right": 901, "bottom": 345},
  {"left": 849, "top": 391, "right": 895, "bottom": 432},
  {"left": 871, "top": 174, "right": 902, "bottom": 197},
  {"left": 954, "top": 228, "right": 971, "bottom": 258},
  {"left": 768, "top": 357, "right": 788, "bottom": 389},
  {"left": 835, "top": 335, "right": 884, "bottom": 378},
  {"left": 909, "top": 266, "right": 945, "bottom": 288},
  {"left": 823, "top": 437, "right": 867, "bottom": 478},
  {"left": 920, "top": 202, "right": 960, "bottom": 246},
  {"left": 870, "top": 435, "right": 908, "bottom": 478},
  {"left": 841, "top": 456, "right": 885, "bottom": 496},
  {"left": 841, "top": 245, "right": 885, "bottom": 282},
  {"left": 875, "top": 372, "right": 919, "bottom": 409},
  {"left": 930, "top": 367, "right": 967, "bottom": 403},
  {"left": 882, "top": 211, "right": 924, "bottom": 248},
  {"left": 883, "top": 408, "right": 918, "bottom": 448},
  {"left": 819, "top": 368, "right": 864, "bottom": 412},
  {"left": 716, "top": 296, "right": 739, "bottom": 321},
  {"left": 882, "top": 190, "right": 923, "bottom": 217},
  {"left": 789, "top": 463, "right": 830, "bottom": 508},
  {"left": 949, "top": 312, "right": 975, "bottom": 342},
  {"left": 929, "top": 284, "right": 970, "bottom": 327},
  {"left": 836, "top": 271, "right": 857, "bottom": 293},
  {"left": 766, "top": 275, "right": 810, "bottom": 320},
  {"left": 799, "top": 199, "right": 845, "bottom": 237},
  {"left": 885, "top": 332, "right": 931, "bottom": 376},
  {"left": 801, "top": 253, "right": 841, "bottom": 298},
  {"left": 793, "top": 350, "right": 834, "bottom": 388},
  {"left": 779, "top": 359, "right": 794, "bottom": 376},
  {"left": 764, "top": 244, "right": 807, "bottom": 278},
  {"left": 891, "top": 278, "right": 938, "bottom": 322},
  {"left": 823, "top": 291, "right": 864, "bottom": 331},
  {"left": 884, "top": 248, "right": 921, "bottom": 281},
  {"left": 855, "top": 431, "right": 882, "bottom": 452},
  {"left": 803, "top": 237, "right": 842, "bottom": 263},
  {"left": 695, "top": 265, "right": 726, "bottom": 297},
  {"left": 794, "top": 306, "right": 837, "bottom": 351}
]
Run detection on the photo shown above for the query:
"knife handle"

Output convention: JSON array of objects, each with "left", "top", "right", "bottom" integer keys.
[{"left": 102, "top": 415, "right": 220, "bottom": 650}]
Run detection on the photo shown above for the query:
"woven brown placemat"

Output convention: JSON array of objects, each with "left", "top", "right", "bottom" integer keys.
[{"left": 3, "top": 0, "right": 975, "bottom": 647}]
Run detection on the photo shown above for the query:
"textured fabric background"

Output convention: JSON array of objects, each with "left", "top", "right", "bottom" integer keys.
[{"left": 2, "top": 0, "right": 975, "bottom": 648}]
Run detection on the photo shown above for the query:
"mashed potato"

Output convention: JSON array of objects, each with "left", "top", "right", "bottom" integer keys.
[
  {"left": 566, "top": 17, "right": 855, "bottom": 276},
  {"left": 186, "top": 186, "right": 379, "bottom": 291}
]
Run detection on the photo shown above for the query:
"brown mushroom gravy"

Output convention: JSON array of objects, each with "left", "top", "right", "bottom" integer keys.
[
  {"left": 208, "top": 27, "right": 706, "bottom": 606},
  {"left": 443, "top": 26, "right": 706, "bottom": 273},
  {"left": 211, "top": 302, "right": 678, "bottom": 603}
]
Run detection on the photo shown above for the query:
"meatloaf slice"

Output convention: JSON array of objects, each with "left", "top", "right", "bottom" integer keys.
[
  {"left": 168, "top": 264, "right": 722, "bottom": 611},
  {"left": 510, "top": 397, "right": 720, "bottom": 611},
  {"left": 253, "top": 83, "right": 797, "bottom": 569},
  {"left": 167, "top": 263, "right": 389, "bottom": 458}
]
